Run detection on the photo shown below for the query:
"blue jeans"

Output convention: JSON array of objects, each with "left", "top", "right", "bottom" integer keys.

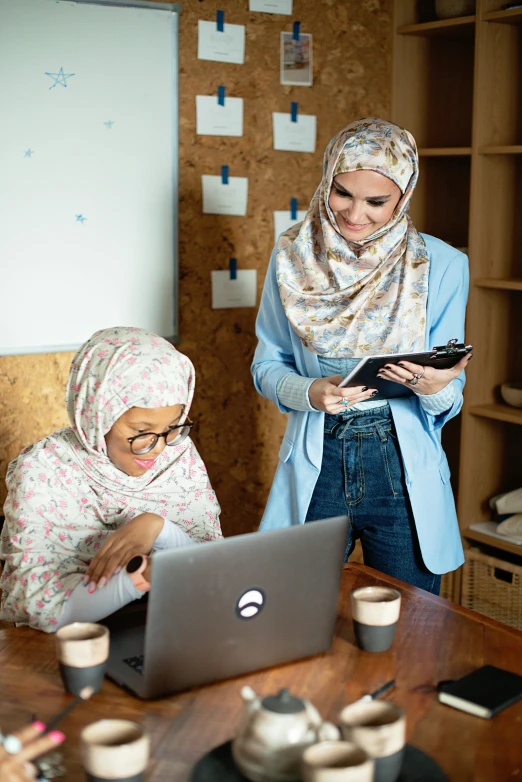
[{"left": 305, "top": 406, "right": 441, "bottom": 595}]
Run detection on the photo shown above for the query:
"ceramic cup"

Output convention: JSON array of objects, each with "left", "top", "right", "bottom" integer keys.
[
  {"left": 302, "top": 741, "right": 374, "bottom": 782},
  {"left": 81, "top": 720, "right": 150, "bottom": 782},
  {"left": 55, "top": 622, "right": 109, "bottom": 696},
  {"left": 350, "top": 587, "right": 401, "bottom": 652},
  {"left": 339, "top": 701, "right": 406, "bottom": 782}
]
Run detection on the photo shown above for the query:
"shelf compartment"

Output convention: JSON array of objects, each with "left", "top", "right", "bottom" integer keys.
[
  {"left": 410, "top": 156, "right": 470, "bottom": 247},
  {"left": 473, "top": 278, "right": 522, "bottom": 291},
  {"left": 464, "top": 528, "right": 522, "bottom": 558},
  {"left": 418, "top": 147, "right": 472, "bottom": 156},
  {"left": 392, "top": 32, "right": 474, "bottom": 148},
  {"left": 470, "top": 156, "right": 522, "bottom": 278},
  {"left": 398, "top": 16, "right": 476, "bottom": 36},
  {"left": 474, "top": 21, "right": 522, "bottom": 146},
  {"left": 469, "top": 404, "right": 522, "bottom": 425},
  {"left": 457, "top": 415, "right": 522, "bottom": 533}
]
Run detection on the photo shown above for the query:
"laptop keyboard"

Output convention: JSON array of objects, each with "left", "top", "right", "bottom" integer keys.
[{"left": 123, "top": 654, "right": 144, "bottom": 675}]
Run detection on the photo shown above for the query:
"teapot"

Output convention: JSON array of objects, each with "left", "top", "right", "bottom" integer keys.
[{"left": 232, "top": 686, "right": 340, "bottom": 782}]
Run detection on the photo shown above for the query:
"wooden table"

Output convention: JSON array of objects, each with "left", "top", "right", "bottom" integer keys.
[{"left": 1, "top": 563, "right": 521, "bottom": 781}]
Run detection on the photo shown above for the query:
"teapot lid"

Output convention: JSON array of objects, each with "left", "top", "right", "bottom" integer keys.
[{"left": 261, "top": 689, "right": 305, "bottom": 714}]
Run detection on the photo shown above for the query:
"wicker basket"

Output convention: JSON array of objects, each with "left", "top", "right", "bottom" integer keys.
[{"left": 461, "top": 547, "right": 522, "bottom": 630}]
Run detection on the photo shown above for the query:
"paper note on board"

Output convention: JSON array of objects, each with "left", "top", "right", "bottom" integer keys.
[
  {"left": 272, "top": 112, "right": 316, "bottom": 153},
  {"left": 196, "top": 95, "right": 244, "bottom": 137},
  {"left": 249, "top": 0, "right": 292, "bottom": 14},
  {"left": 197, "top": 20, "right": 245, "bottom": 64},
  {"left": 273, "top": 210, "right": 307, "bottom": 243},
  {"left": 211, "top": 270, "right": 257, "bottom": 309},
  {"left": 202, "top": 175, "right": 248, "bottom": 216}
]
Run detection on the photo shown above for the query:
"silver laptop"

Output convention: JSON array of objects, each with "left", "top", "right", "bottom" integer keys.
[{"left": 103, "top": 515, "right": 349, "bottom": 699}]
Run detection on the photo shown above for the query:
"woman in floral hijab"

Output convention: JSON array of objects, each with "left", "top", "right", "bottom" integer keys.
[
  {"left": 0, "top": 327, "right": 221, "bottom": 632},
  {"left": 252, "top": 118, "right": 471, "bottom": 594}
]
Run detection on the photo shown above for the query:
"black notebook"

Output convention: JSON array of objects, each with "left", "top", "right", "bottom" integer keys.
[{"left": 438, "top": 665, "right": 522, "bottom": 719}]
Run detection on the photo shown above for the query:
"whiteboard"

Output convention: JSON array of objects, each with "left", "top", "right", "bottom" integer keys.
[{"left": 0, "top": 0, "right": 179, "bottom": 355}]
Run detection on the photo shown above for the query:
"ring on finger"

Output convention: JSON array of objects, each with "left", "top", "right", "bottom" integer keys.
[
  {"left": 3, "top": 734, "right": 23, "bottom": 754},
  {"left": 340, "top": 399, "right": 350, "bottom": 406},
  {"left": 408, "top": 375, "right": 419, "bottom": 386}
]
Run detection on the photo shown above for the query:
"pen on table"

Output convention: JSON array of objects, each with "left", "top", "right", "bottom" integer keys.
[
  {"left": 43, "top": 685, "right": 95, "bottom": 734},
  {"left": 358, "top": 679, "right": 396, "bottom": 703}
]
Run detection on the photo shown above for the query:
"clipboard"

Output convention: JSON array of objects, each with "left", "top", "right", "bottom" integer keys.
[{"left": 338, "top": 339, "right": 472, "bottom": 400}]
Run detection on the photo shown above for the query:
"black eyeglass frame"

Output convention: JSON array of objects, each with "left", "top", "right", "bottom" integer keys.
[{"left": 126, "top": 419, "right": 194, "bottom": 455}]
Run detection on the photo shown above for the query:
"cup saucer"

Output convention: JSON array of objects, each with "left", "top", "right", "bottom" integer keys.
[{"left": 190, "top": 740, "right": 448, "bottom": 782}]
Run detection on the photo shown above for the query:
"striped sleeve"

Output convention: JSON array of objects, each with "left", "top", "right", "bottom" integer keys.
[
  {"left": 276, "top": 372, "right": 317, "bottom": 412},
  {"left": 415, "top": 378, "right": 459, "bottom": 415}
]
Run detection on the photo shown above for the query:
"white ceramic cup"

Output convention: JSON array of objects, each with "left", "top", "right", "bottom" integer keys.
[
  {"left": 339, "top": 701, "right": 406, "bottom": 782},
  {"left": 301, "top": 741, "right": 374, "bottom": 782},
  {"left": 55, "top": 622, "right": 109, "bottom": 696},
  {"left": 81, "top": 720, "right": 150, "bottom": 782},
  {"left": 350, "top": 587, "right": 401, "bottom": 652}
]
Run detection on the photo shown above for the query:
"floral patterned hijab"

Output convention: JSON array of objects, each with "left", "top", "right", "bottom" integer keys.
[
  {"left": 0, "top": 327, "right": 221, "bottom": 631},
  {"left": 276, "top": 118, "right": 429, "bottom": 356}
]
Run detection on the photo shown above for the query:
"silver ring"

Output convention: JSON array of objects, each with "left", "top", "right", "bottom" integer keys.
[
  {"left": 408, "top": 376, "right": 419, "bottom": 386},
  {"left": 3, "top": 734, "right": 23, "bottom": 754},
  {"left": 341, "top": 399, "right": 349, "bottom": 406}
]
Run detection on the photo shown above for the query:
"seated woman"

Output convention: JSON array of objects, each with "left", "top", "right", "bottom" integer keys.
[{"left": 0, "top": 327, "right": 222, "bottom": 632}]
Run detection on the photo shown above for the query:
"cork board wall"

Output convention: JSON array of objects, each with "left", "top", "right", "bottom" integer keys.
[{"left": 0, "top": 0, "right": 392, "bottom": 535}]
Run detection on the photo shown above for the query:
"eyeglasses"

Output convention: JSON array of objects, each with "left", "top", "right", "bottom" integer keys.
[{"left": 126, "top": 419, "right": 194, "bottom": 455}]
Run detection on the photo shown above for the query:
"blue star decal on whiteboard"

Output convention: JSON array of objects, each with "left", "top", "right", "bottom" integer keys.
[
  {"left": 104, "top": 120, "right": 115, "bottom": 129},
  {"left": 24, "top": 149, "right": 34, "bottom": 157},
  {"left": 75, "top": 214, "right": 87, "bottom": 223},
  {"left": 45, "top": 67, "right": 75, "bottom": 90}
]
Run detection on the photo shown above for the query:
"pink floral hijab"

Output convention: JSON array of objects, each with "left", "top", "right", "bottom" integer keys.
[
  {"left": 0, "top": 328, "right": 221, "bottom": 631},
  {"left": 66, "top": 326, "right": 200, "bottom": 492},
  {"left": 276, "top": 118, "right": 429, "bottom": 357}
]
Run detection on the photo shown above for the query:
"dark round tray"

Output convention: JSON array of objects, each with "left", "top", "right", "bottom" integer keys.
[{"left": 190, "top": 740, "right": 448, "bottom": 782}]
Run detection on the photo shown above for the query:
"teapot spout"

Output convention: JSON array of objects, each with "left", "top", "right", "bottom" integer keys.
[{"left": 240, "top": 685, "right": 259, "bottom": 705}]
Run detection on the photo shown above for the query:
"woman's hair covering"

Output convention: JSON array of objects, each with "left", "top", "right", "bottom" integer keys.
[{"left": 276, "top": 117, "right": 429, "bottom": 357}]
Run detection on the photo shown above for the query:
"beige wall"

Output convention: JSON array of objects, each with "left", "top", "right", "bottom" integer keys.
[{"left": 0, "top": 0, "right": 392, "bottom": 534}]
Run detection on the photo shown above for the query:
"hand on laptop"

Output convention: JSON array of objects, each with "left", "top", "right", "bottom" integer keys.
[{"left": 83, "top": 513, "right": 164, "bottom": 592}]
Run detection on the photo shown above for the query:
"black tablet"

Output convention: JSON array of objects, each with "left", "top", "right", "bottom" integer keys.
[{"left": 338, "top": 340, "right": 472, "bottom": 400}]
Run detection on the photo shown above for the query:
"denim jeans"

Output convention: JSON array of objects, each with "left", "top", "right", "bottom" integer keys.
[{"left": 305, "top": 405, "right": 441, "bottom": 595}]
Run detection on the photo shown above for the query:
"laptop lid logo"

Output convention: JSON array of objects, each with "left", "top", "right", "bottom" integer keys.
[{"left": 236, "top": 588, "right": 265, "bottom": 620}]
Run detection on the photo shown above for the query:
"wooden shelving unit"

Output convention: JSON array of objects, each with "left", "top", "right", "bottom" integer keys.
[
  {"left": 418, "top": 147, "right": 472, "bottom": 156},
  {"left": 397, "top": 16, "right": 476, "bottom": 35},
  {"left": 469, "top": 403, "right": 522, "bottom": 426},
  {"left": 474, "top": 278, "right": 522, "bottom": 291},
  {"left": 464, "top": 527, "right": 522, "bottom": 557},
  {"left": 480, "top": 145, "right": 522, "bottom": 154},
  {"left": 392, "top": 1, "right": 522, "bottom": 604}
]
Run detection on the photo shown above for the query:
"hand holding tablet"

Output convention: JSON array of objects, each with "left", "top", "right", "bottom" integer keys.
[{"left": 338, "top": 340, "right": 473, "bottom": 401}]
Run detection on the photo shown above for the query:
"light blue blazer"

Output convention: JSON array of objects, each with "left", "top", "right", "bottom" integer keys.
[{"left": 251, "top": 234, "right": 469, "bottom": 575}]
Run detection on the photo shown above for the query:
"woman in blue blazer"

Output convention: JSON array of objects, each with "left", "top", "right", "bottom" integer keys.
[{"left": 251, "top": 118, "right": 471, "bottom": 594}]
